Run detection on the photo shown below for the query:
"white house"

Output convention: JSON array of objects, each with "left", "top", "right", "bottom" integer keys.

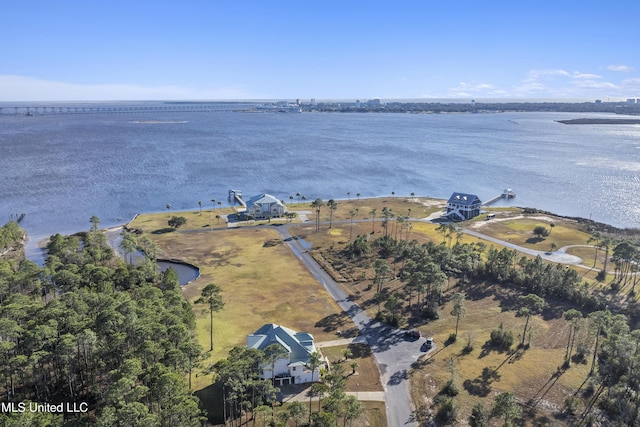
[
  {"left": 245, "top": 194, "right": 287, "bottom": 219},
  {"left": 446, "top": 192, "right": 482, "bottom": 221},
  {"left": 246, "top": 323, "right": 321, "bottom": 385}
]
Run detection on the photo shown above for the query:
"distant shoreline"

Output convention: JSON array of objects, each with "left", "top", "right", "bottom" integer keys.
[{"left": 557, "top": 118, "right": 640, "bottom": 125}]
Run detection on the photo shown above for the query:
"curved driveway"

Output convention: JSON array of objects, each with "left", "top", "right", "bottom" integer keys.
[
  {"left": 462, "top": 228, "right": 584, "bottom": 264},
  {"left": 277, "top": 224, "right": 426, "bottom": 427}
]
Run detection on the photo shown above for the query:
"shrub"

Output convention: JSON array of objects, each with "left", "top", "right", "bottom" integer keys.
[
  {"left": 435, "top": 397, "right": 458, "bottom": 424},
  {"left": 441, "top": 379, "right": 459, "bottom": 397},
  {"left": 489, "top": 323, "right": 514, "bottom": 351},
  {"left": 469, "top": 402, "right": 488, "bottom": 427},
  {"left": 168, "top": 216, "right": 187, "bottom": 229}
]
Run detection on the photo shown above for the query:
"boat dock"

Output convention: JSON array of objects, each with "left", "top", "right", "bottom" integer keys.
[
  {"left": 228, "top": 189, "right": 246, "bottom": 209},
  {"left": 9, "top": 213, "right": 26, "bottom": 223},
  {"left": 483, "top": 189, "right": 516, "bottom": 206}
]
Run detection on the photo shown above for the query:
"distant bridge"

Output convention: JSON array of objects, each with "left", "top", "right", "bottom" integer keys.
[{"left": 0, "top": 104, "right": 254, "bottom": 115}]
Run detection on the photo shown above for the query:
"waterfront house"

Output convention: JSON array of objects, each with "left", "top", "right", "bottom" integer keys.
[
  {"left": 245, "top": 193, "right": 287, "bottom": 219},
  {"left": 446, "top": 192, "right": 482, "bottom": 221},
  {"left": 247, "top": 323, "right": 321, "bottom": 385}
]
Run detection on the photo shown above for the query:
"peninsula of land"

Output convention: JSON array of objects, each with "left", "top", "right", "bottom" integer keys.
[{"left": 557, "top": 117, "right": 640, "bottom": 124}]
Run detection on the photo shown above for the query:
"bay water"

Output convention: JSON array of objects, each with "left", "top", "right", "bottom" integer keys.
[{"left": 1, "top": 106, "right": 639, "bottom": 261}]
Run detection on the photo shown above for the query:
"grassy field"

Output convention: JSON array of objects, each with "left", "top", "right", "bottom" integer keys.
[
  {"left": 467, "top": 212, "right": 593, "bottom": 251},
  {"left": 280, "top": 203, "right": 609, "bottom": 424},
  {"left": 410, "top": 283, "right": 592, "bottom": 425},
  {"left": 320, "top": 343, "right": 384, "bottom": 392},
  {"left": 127, "top": 198, "right": 632, "bottom": 425},
  {"left": 128, "top": 213, "right": 356, "bottom": 392}
]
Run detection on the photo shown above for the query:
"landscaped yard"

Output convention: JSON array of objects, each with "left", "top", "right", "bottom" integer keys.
[{"left": 128, "top": 213, "right": 357, "bottom": 392}]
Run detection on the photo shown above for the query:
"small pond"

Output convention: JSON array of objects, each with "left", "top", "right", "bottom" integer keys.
[{"left": 157, "top": 259, "right": 200, "bottom": 286}]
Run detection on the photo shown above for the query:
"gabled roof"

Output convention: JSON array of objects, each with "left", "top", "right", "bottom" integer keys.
[
  {"left": 447, "top": 192, "right": 481, "bottom": 206},
  {"left": 246, "top": 193, "right": 284, "bottom": 207},
  {"left": 247, "top": 324, "right": 316, "bottom": 364}
]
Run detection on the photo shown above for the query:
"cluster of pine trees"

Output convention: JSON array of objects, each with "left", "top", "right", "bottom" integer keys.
[
  {"left": 211, "top": 346, "right": 363, "bottom": 426},
  {"left": 340, "top": 216, "right": 640, "bottom": 425},
  {"left": 0, "top": 221, "right": 24, "bottom": 256},
  {"left": 0, "top": 220, "right": 205, "bottom": 426}
]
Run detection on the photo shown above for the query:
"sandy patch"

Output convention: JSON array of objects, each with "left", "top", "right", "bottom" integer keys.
[
  {"left": 469, "top": 214, "right": 566, "bottom": 229},
  {"left": 417, "top": 198, "right": 446, "bottom": 208}
]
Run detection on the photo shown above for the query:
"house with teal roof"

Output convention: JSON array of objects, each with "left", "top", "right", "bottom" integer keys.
[
  {"left": 245, "top": 194, "right": 287, "bottom": 219},
  {"left": 247, "top": 323, "right": 322, "bottom": 385}
]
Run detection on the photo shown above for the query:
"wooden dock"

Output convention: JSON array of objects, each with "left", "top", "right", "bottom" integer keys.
[
  {"left": 483, "top": 189, "right": 516, "bottom": 206},
  {"left": 228, "top": 189, "right": 246, "bottom": 209}
]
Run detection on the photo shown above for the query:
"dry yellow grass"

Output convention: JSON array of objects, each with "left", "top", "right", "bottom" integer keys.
[
  {"left": 410, "top": 287, "right": 591, "bottom": 424},
  {"left": 128, "top": 213, "right": 356, "bottom": 392},
  {"left": 469, "top": 213, "right": 592, "bottom": 251},
  {"left": 319, "top": 344, "right": 384, "bottom": 392}
]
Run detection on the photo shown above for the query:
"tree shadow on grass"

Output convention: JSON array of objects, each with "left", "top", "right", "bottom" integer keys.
[
  {"left": 153, "top": 228, "right": 176, "bottom": 234},
  {"left": 315, "top": 312, "right": 350, "bottom": 333},
  {"left": 527, "top": 366, "right": 567, "bottom": 407},
  {"left": 347, "top": 343, "right": 372, "bottom": 358},
  {"left": 463, "top": 367, "right": 501, "bottom": 397},
  {"left": 526, "top": 237, "right": 545, "bottom": 244}
]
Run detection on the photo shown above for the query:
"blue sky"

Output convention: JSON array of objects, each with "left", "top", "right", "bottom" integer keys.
[{"left": 2, "top": 1, "right": 639, "bottom": 101}]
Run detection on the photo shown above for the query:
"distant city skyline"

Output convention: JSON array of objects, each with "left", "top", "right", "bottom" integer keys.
[{"left": 2, "top": 1, "right": 639, "bottom": 102}]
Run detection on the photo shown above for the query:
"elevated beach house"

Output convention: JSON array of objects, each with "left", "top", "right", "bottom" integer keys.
[
  {"left": 247, "top": 323, "right": 321, "bottom": 385},
  {"left": 245, "top": 193, "right": 287, "bottom": 219},
  {"left": 446, "top": 192, "right": 482, "bottom": 221}
]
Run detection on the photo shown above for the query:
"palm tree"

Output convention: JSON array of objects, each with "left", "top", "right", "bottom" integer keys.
[
  {"left": 347, "top": 192, "right": 351, "bottom": 201},
  {"left": 296, "top": 192, "right": 301, "bottom": 204},
  {"left": 451, "top": 292, "right": 466, "bottom": 339},
  {"left": 349, "top": 210, "right": 357, "bottom": 239},
  {"left": 217, "top": 201, "right": 222, "bottom": 209},
  {"left": 391, "top": 191, "right": 395, "bottom": 199},
  {"left": 89, "top": 215, "right": 101, "bottom": 231},
  {"left": 369, "top": 208, "right": 377, "bottom": 233},
  {"left": 518, "top": 294, "right": 545, "bottom": 347},
  {"left": 311, "top": 198, "right": 323, "bottom": 232},
  {"left": 264, "top": 343, "right": 289, "bottom": 386},
  {"left": 195, "top": 284, "right": 224, "bottom": 351},
  {"left": 356, "top": 193, "right": 361, "bottom": 200},
  {"left": 119, "top": 231, "right": 137, "bottom": 264},
  {"left": 305, "top": 351, "right": 323, "bottom": 382},
  {"left": 166, "top": 203, "right": 171, "bottom": 217},
  {"left": 563, "top": 309, "right": 582, "bottom": 365},
  {"left": 327, "top": 199, "right": 338, "bottom": 228},
  {"left": 198, "top": 200, "right": 203, "bottom": 215}
]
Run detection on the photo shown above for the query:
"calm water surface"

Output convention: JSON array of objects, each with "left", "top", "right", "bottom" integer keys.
[{"left": 1, "top": 107, "right": 639, "bottom": 261}]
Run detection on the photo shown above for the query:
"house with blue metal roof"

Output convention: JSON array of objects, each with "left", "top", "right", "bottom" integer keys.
[
  {"left": 245, "top": 194, "right": 287, "bottom": 219},
  {"left": 247, "top": 323, "right": 322, "bottom": 385},
  {"left": 446, "top": 192, "right": 482, "bottom": 221}
]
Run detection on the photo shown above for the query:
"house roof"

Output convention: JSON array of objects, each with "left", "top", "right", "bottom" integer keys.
[
  {"left": 247, "top": 324, "right": 316, "bottom": 364},
  {"left": 246, "top": 193, "right": 284, "bottom": 207},
  {"left": 447, "top": 192, "right": 481, "bottom": 206}
]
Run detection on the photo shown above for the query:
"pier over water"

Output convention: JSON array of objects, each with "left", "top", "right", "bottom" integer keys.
[{"left": 483, "top": 189, "right": 516, "bottom": 206}]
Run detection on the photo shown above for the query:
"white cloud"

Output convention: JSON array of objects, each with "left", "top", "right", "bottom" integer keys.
[
  {"left": 524, "top": 69, "right": 571, "bottom": 83},
  {"left": 448, "top": 82, "right": 501, "bottom": 97},
  {"left": 608, "top": 65, "right": 634, "bottom": 73},
  {"left": 0, "top": 75, "right": 259, "bottom": 101},
  {"left": 571, "top": 79, "right": 618, "bottom": 90},
  {"left": 573, "top": 72, "right": 601, "bottom": 79}
]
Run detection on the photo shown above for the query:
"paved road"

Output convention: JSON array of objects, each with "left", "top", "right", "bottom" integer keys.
[
  {"left": 461, "top": 228, "right": 584, "bottom": 264},
  {"left": 277, "top": 225, "right": 428, "bottom": 427}
]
